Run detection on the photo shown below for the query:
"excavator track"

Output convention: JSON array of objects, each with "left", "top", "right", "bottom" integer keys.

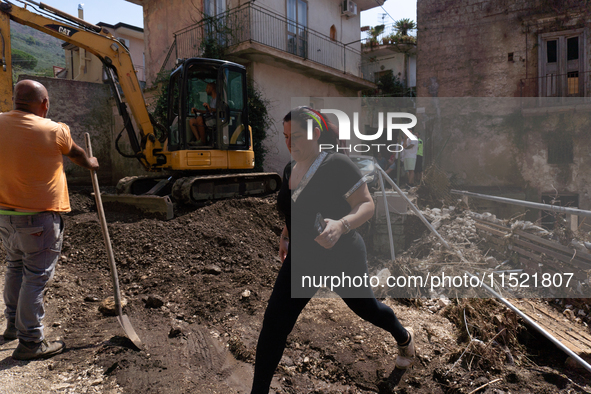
[
  {"left": 171, "top": 172, "right": 282, "bottom": 205},
  {"left": 103, "top": 173, "right": 281, "bottom": 220}
]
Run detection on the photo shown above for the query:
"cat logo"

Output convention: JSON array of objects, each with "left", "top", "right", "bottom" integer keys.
[
  {"left": 46, "top": 24, "right": 78, "bottom": 37},
  {"left": 58, "top": 26, "right": 71, "bottom": 36}
]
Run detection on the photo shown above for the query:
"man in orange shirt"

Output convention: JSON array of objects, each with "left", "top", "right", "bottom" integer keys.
[{"left": 0, "top": 80, "right": 98, "bottom": 360}]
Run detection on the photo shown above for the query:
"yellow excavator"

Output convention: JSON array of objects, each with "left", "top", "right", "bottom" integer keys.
[{"left": 0, "top": 0, "right": 281, "bottom": 218}]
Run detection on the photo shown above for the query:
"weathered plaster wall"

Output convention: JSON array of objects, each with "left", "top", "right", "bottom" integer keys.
[
  {"left": 19, "top": 76, "right": 114, "bottom": 185},
  {"left": 65, "top": 47, "right": 104, "bottom": 83},
  {"left": 418, "top": 98, "right": 524, "bottom": 185},
  {"left": 418, "top": 1, "right": 529, "bottom": 97},
  {"left": 142, "top": 0, "right": 200, "bottom": 84},
  {"left": 518, "top": 110, "right": 591, "bottom": 209},
  {"left": 251, "top": 62, "right": 359, "bottom": 174},
  {"left": 418, "top": 0, "right": 590, "bottom": 98}
]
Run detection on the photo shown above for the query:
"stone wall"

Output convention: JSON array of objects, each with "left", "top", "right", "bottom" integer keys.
[
  {"left": 20, "top": 76, "right": 149, "bottom": 186},
  {"left": 416, "top": 0, "right": 591, "bottom": 212},
  {"left": 19, "top": 76, "right": 114, "bottom": 185},
  {"left": 417, "top": 0, "right": 591, "bottom": 98}
]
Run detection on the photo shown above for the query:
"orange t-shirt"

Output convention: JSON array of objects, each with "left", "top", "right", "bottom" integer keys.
[{"left": 0, "top": 110, "right": 73, "bottom": 212}]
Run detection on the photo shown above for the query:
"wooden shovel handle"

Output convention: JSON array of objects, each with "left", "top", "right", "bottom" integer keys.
[{"left": 84, "top": 133, "right": 123, "bottom": 316}]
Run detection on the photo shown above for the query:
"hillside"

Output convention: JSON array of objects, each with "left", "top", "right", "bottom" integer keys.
[{"left": 10, "top": 20, "right": 66, "bottom": 81}]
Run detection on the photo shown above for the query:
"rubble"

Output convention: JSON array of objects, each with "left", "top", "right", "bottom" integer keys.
[{"left": 98, "top": 296, "right": 128, "bottom": 316}]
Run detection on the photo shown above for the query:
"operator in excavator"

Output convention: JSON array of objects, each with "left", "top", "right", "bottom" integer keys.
[
  {"left": 189, "top": 82, "right": 217, "bottom": 145},
  {"left": 0, "top": 80, "right": 99, "bottom": 360}
]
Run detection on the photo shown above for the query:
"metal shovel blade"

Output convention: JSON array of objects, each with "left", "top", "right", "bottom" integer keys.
[{"left": 117, "top": 314, "right": 143, "bottom": 349}]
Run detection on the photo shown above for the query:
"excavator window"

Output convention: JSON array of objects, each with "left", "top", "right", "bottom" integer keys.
[
  {"left": 222, "top": 68, "right": 248, "bottom": 147},
  {"left": 167, "top": 69, "right": 182, "bottom": 148},
  {"left": 184, "top": 65, "right": 219, "bottom": 146}
]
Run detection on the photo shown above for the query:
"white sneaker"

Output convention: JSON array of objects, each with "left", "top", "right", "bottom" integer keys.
[{"left": 395, "top": 327, "right": 416, "bottom": 369}]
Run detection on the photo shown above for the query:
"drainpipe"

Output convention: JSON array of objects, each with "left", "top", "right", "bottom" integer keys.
[
  {"left": 344, "top": 38, "right": 363, "bottom": 76},
  {"left": 75, "top": 4, "right": 85, "bottom": 79}
]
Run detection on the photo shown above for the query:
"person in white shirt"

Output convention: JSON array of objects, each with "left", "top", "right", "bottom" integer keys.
[{"left": 401, "top": 131, "right": 418, "bottom": 186}]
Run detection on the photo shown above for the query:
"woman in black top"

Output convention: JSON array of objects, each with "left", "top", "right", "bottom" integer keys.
[{"left": 250, "top": 106, "right": 415, "bottom": 393}]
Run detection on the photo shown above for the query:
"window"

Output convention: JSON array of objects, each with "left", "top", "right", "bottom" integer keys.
[
  {"left": 374, "top": 69, "right": 392, "bottom": 83},
  {"left": 287, "top": 0, "right": 307, "bottom": 58},
  {"left": 539, "top": 30, "right": 584, "bottom": 97},
  {"left": 222, "top": 69, "right": 247, "bottom": 147},
  {"left": 330, "top": 25, "right": 337, "bottom": 41},
  {"left": 204, "top": 0, "right": 226, "bottom": 16},
  {"left": 167, "top": 69, "right": 181, "bottom": 147},
  {"left": 204, "top": 0, "right": 227, "bottom": 44},
  {"left": 547, "top": 135, "right": 573, "bottom": 164}
]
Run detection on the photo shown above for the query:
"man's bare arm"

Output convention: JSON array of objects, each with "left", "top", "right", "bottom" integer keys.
[{"left": 65, "top": 142, "right": 99, "bottom": 170}]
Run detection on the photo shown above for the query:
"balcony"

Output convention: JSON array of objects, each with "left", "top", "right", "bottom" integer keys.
[
  {"left": 519, "top": 71, "right": 591, "bottom": 111},
  {"left": 162, "top": 3, "right": 375, "bottom": 90}
]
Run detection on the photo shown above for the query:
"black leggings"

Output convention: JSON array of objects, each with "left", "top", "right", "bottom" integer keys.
[{"left": 250, "top": 253, "right": 408, "bottom": 393}]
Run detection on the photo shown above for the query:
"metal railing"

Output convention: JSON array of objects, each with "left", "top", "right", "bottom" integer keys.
[
  {"left": 163, "top": 3, "right": 369, "bottom": 80},
  {"left": 520, "top": 70, "right": 591, "bottom": 107}
]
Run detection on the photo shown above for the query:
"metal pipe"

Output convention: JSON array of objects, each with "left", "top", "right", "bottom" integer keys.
[
  {"left": 377, "top": 165, "right": 451, "bottom": 250},
  {"left": 466, "top": 271, "right": 591, "bottom": 374},
  {"left": 451, "top": 190, "right": 591, "bottom": 219},
  {"left": 377, "top": 169, "right": 395, "bottom": 261}
]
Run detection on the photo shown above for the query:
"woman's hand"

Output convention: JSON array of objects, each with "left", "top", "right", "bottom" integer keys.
[
  {"left": 314, "top": 219, "right": 344, "bottom": 249},
  {"left": 314, "top": 182, "right": 375, "bottom": 250}
]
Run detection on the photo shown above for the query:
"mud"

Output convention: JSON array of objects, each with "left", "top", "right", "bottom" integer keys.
[{"left": 0, "top": 187, "right": 589, "bottom": 393}]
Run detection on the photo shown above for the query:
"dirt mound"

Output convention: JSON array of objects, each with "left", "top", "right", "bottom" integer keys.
[{"left": 0, "top": 189, "right": 589, "bottom": 393}]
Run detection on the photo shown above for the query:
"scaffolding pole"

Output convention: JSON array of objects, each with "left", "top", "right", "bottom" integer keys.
[
  {"left": 377, "top": 165, "right": 451, "bottom": 250},
  {"left": 451, "top": 190, "right": 591, "bottom": 219},
  {"left": 377, "top": 169, "right": 395, "bottom": 261}
]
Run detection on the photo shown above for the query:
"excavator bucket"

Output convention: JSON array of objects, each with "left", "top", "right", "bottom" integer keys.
[{"left": 99, "top": 193, "right": 174, "bottom": 220}]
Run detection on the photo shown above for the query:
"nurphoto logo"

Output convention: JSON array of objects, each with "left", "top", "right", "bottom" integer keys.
[{"left": 307, "top": 109, "right": 417, "bottom": 153}]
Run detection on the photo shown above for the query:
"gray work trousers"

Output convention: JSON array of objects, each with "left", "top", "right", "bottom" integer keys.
[{"left": 0, "top": 212, "right": 63, "bottom": 342}]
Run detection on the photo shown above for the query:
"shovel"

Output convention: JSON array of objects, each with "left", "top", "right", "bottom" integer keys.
[{"left": 84, "top": 133, "right": 143, "bottom": 350}]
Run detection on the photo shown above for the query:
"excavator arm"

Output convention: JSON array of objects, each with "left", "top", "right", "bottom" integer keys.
[
  {"left": 0, "top": 1, "right": 281, "bottom": 219},
  {"left": 0, "top": 0, "right": 160, "bottom": 169}
]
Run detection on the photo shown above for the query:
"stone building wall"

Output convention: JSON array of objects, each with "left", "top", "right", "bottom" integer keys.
[
  {"left": 19, "top": 76, "right": 114, "bottom": 185},
  {"left": 417, "top": 0, "right": 591, "bottom": 98},
  {"left": 416, "top": 0, "right": 591, "bottom": 214},
  {"left": 20, "top": 76, "right": 149, "bottom": 186}
]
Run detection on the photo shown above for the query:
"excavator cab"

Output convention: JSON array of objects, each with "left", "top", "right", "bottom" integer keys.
[{"left": 166, "top": 59, "right": 250, "bottom": 155}]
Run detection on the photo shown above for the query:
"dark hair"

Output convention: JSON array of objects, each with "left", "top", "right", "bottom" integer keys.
[{"left": 283, "top": 106, "right": 338, "bottom": 149}]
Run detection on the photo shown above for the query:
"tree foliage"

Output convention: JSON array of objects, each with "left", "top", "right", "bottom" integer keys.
[
  {"left": 11, "top": 49, "right": 37, "bottom": 70},
  {"left": 247, "top": 82, "right": 272, "bottom": 171},
  {"left": 394, "top": 18, "right": 416, "bottom": 36}
]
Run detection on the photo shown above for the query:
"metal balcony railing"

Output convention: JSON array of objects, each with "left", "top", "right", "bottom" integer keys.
[
  {"left": 161, "top": 2, "right": 370, "bottom": 81},
  {"left": 520, "top": 70, "right": 591, "bottom": 107}
]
